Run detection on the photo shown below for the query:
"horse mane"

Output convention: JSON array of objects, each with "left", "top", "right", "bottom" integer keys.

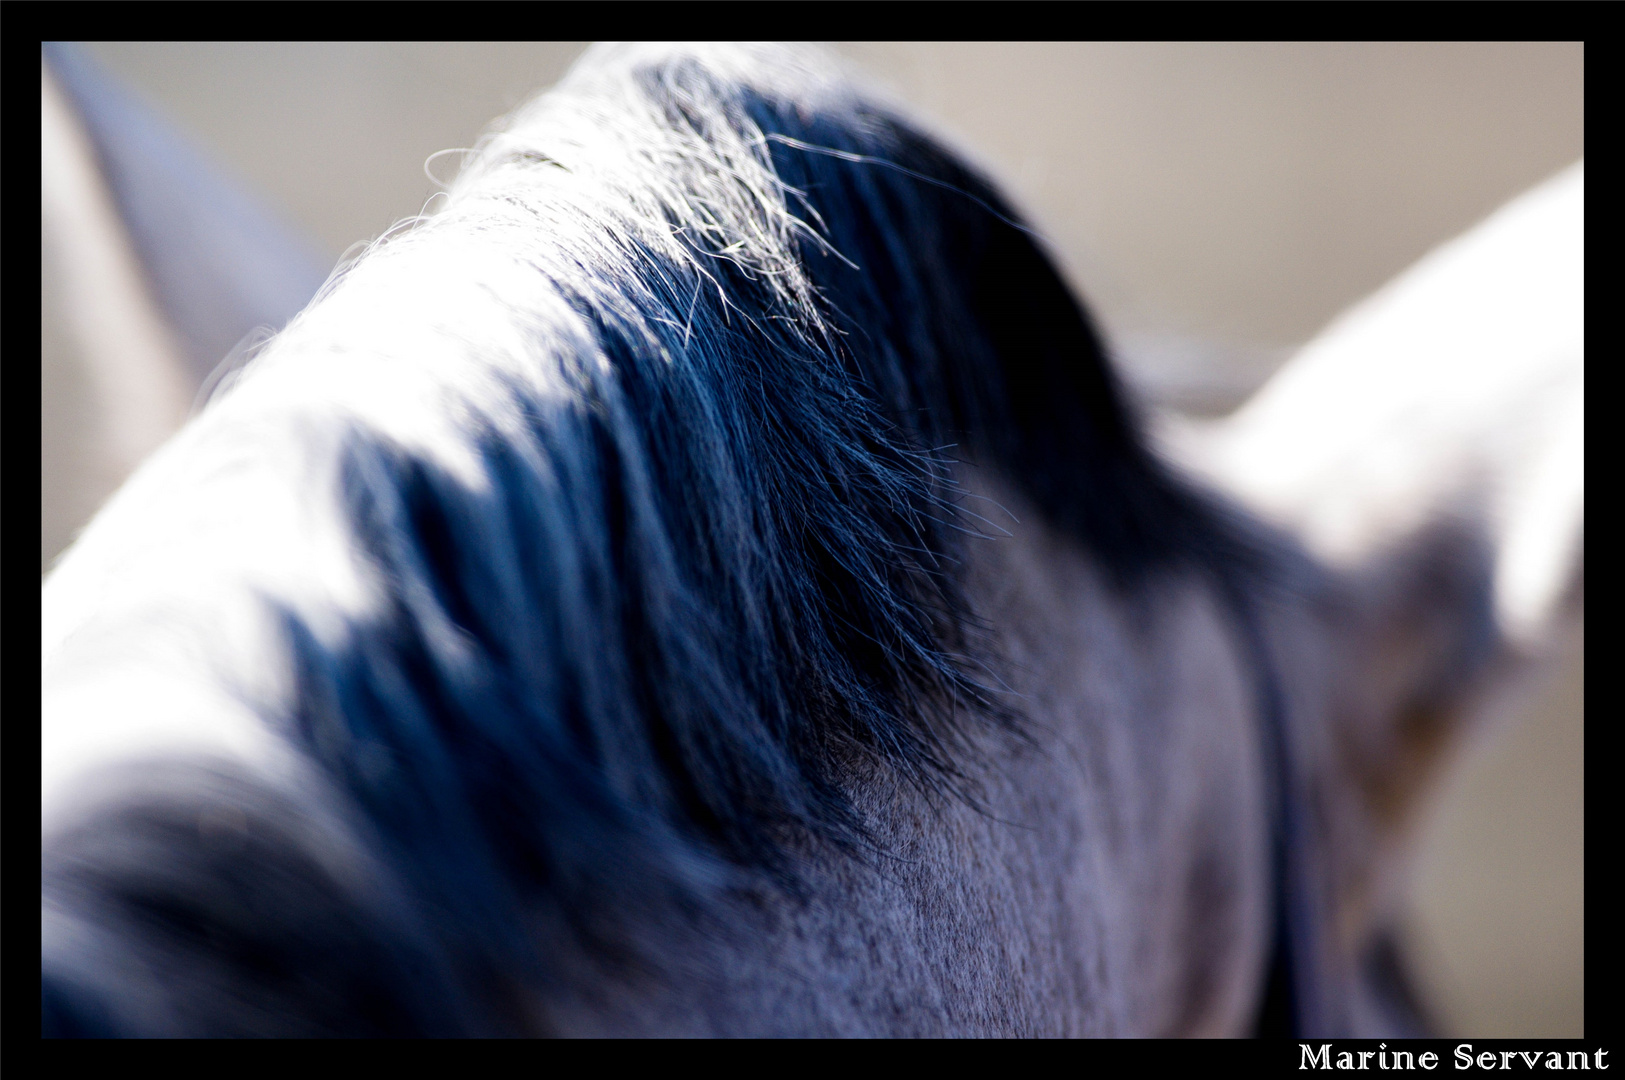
[{"left": 42, "top": 43, "right": 1252, "bottom": 1035}]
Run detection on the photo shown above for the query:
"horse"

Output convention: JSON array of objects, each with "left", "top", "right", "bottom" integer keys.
[{"left": 41, "top": 42, "right": 1583, "bottom": 1037}]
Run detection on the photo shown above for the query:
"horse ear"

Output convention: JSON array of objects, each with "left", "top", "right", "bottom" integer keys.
[
  {"left": 1165, "top": 165, "right": 1580, "bottom": 1037},
  {"left": 43, "top": 54, "right": 192, "bottom": 566},
  {"left": 1168, "top": 160, "right": 1583, "bottom": 843},
  {"left": 42, "top": 44, "right": 331, "bottom": 569},
  {"left": 42, "top": 44, "right": 331, "bottom": 392},
  {"left": 1217, "top": 162, "right": 1582, "bottom": 655}
]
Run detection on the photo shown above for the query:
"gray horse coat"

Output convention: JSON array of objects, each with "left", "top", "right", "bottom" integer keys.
[{"left": 41, "top": 44, "right": 1582, "bottom": 1037}]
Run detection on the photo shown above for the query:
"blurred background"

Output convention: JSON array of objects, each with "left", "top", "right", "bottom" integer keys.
[{"left": 42, "top": 42, "right": 1583, "bottom": 1035}]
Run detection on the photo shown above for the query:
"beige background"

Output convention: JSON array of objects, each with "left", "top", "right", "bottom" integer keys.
[{"left": 43, "top": 42, "right": 1583, "bottom": 1035}]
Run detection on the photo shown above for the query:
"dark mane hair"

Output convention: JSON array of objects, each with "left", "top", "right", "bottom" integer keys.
[{"left": 42, "top": 44, "right": 1249, "bottom": 1036}]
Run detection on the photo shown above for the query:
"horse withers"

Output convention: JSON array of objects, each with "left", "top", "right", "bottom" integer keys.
[{"left": 40, "top": 43, "right": 1582, "bottom": 1036}]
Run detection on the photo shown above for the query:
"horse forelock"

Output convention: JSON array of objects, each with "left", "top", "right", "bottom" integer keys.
[{"left": 42, "top": 44, "right": 1268, "bottom": 1034}]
